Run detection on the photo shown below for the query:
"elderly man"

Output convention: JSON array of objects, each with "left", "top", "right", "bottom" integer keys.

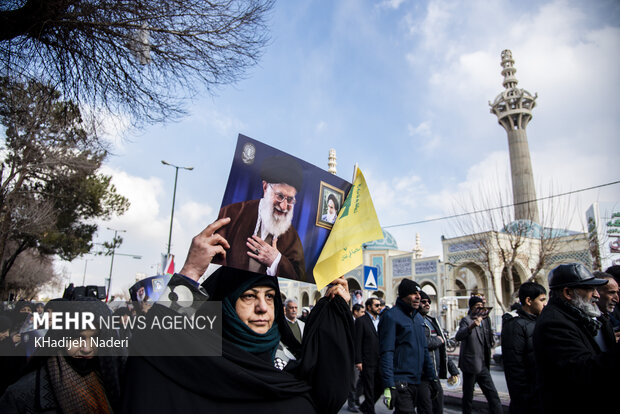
[
  {"left": 379, "top": 280, "right": 437, "bottom": 414},
  {"left": 456, "top": 295, "right": 502, "bottom": 414},
  {"left": 594, "top": 271, "right": 619, "bottom": 350},
  {"left": 533, "top": 263, "right": 620, "bottom": 413},
  {"left": 284, "top": 298, "right": 304, "bottom": 343},
  {"left": 213, "top": 155, "right": 306, "bottom": 281}
]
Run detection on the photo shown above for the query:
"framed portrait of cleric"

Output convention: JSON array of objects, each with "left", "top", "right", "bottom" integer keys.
[
  {"left": 213, "top": 134, "right": 352, "bottom": 284},
  {"left": 315, "top": 181, "right": 345, "bottom": 230}
]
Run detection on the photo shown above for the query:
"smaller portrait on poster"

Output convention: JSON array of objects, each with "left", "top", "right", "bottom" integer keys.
[{"left": 316, "top": 181, "right": 345, "bottom": 230}]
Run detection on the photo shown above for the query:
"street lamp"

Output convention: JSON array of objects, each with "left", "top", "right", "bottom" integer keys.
[
  {"left": 106, "top": 227, "right": 126, "bottom": 301},
  {"left": 161, "top": 160, "right": 193, "bottom": 259},
  {"left": 81, "top": 258, "right": 92, "bottom": 286}
]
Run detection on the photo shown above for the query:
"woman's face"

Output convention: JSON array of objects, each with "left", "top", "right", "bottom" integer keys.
[
  {"left": 235, "top": 286, "right": 276, "bottom": 334},
  {"left": 65, "top": 329, "right": 98, "bottom": 358}
]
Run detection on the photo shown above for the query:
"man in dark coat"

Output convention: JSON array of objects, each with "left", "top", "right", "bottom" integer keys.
[
  {"left": 606, "top": 265, "right": 620, "bottom": 329},
  {"left": 214, "top": 155, "right": 306, "bottom": 281},
  {"left": 355, "top": 297, "right": 382, "bottom": 414},
  {"left": 416, "top": 291, "right": 459, "bottom": 414},
  {"left": 455, "top": 295, "right": 502, "bottom": 414},
  {"left": 379, "top": 279, "right": 437, "bottom": 414},
  {"left": 533, "top": 263, "right": 620, "bottom": 413},
  {"left": 594, "top": 271, "right": 619, "bottom": 349},
  {"left": 501, "top": 282, "right": 546, "bottom": 414}
]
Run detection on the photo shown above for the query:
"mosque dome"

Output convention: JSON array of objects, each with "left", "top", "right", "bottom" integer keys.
[
  {"left": 502, "top": 219, "right": 579, "bottom": 238},
  {"left": 364, "top": 228, "right": 399, "bottom": 250}
]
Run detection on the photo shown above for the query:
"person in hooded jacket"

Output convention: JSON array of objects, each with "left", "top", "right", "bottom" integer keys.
[
  {"left": 121, "top": 217, "right": 354, "bottom": 414},
  {"left": 501, "top": 282, "right": 546, "bottom": 414}
]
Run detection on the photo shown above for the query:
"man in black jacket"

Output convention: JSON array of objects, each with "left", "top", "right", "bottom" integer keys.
[
  {"left": 594, "top": 271, "right": 619, "bottom": 351},
  {"left": 501, "top": 282, "right": 546, "bottom": 414},
  {"left": 533, "top": 263, "right": 620, "bottom": 413},
  {"left": 456, "top": 295, "right": 502, "bottom": 414},
  {"left": 355, "top": 297, "right": 382, "bottom": 414},
  {"left": 416, "top": 291, "right": 459, "bottom": 414}
]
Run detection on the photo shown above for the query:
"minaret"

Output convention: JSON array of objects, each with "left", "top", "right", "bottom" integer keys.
[
  {"left": 489, "top": 50, "right": 540, "bottom": 223},
  {"left": 327, "top": 149, "right": 337, "bottom": 175},
  {"left": 412, "top": 233, "right": 424, "bottom": 258}
]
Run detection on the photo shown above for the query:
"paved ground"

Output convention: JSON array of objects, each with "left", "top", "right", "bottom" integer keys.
[{"left": 339, "top": 354, "right": 509, "bottom": 414}]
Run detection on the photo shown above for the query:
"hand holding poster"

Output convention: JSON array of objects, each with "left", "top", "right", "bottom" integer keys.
[{"left": 313, "top": 167, "right": 383, "bottom": 290}]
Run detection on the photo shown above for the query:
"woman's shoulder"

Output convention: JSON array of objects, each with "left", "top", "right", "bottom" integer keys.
[{"left": 0, "top": 369, "right": 41, "bottom": 412}]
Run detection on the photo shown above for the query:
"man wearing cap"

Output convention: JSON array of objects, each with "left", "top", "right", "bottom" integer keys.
[
  {"left": 214, "top": 155, "right": 306, "bottom": 281},
  {"left": 416, "top": 291, "right": 459, "bottom": 414},
  {"left": 455, "top": 295, "right": 502, "bottom": 414},
  {"left": 378, "top": 279, "right": 437, "bottom": 414},
  {"left": 534, "top": 263, "right": 620, "bottom": 413}
]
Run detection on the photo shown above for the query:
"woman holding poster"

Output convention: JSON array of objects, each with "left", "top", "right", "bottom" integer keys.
[{"left": 121, "top": 218, "right": 355, "bottom": 414}]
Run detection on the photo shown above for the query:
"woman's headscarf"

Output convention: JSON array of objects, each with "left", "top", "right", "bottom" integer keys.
[{"left": 202, "top": 266, "right": 301, "bottom": 360}]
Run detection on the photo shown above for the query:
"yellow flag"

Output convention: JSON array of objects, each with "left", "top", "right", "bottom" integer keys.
[{"left": 313, "top": 167, "right": 383, "bottom": 290}]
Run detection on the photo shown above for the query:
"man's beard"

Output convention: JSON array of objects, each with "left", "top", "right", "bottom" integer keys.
[
  {"left": 259, "top": 187, "right": 294, "bottom": 238},
  {"left": 569, "top": 291, "right": 601, "bottom": 318},
  {"left": 325, "top": 212, "right": 336, "bottom": 222}
]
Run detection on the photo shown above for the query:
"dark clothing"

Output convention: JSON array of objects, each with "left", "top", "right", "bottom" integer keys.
[
  {"left": 501, "top": 309, "right": 538, "bottom": 414},
  {"left": 416, "top": 315, "right": 459, "bottom": 414},
  {"left": 0, "top": 355, "right": 124, "bottom": 414},
  {"left": 455, "top": 315, "right": 494, "bottom": 374},
  {"left": 214, "top": 199, "right": 307, "bottom": 281},
  {"left": 122, "top": 270, "right": 354, "bottom": 414},
  {"left": 456, "top": 314, "right": 501, "bottom": 414},
  {"left": 417, "top": 379, "right": 442, "bottom": 414},
  {"left": 533, "top": 296, "right": 620, "bottom": 413},
  {"left": 393, "top": 382, "right": 418, "bottom": 414},
  {"left": 461, "top": 368, "right": 502, "bottom": 414},
  {"left": 422, "top": 315, "right": 459, "bottom": 379},
  {"left": 379, "top": 298, "right": 436, "bottom": 389},
  {"left": 355, "top": 313, "right": 380, "bottom": 366},
  {"left": 355, "top": 313, "right": 381, "bottom": 414},
  {"left": 0, "top": 365, "right": 60, "bottom": 413},
  {"left": 597, "top": 313, "right": 617, "bottom": 351}
]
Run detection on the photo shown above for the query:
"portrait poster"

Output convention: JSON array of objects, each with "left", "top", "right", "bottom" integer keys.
[{"left": 214, "top": 134, "right": 352, "bottom": 283}]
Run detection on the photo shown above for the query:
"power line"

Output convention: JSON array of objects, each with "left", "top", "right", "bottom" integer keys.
[{"left": 383, "top": 179, "right": 620, "bottom": 229}]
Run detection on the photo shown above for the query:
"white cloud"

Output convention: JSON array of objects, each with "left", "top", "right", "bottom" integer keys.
[
  {"left": 379, "top": 0, "right": 407, "bottom": 10},
  {"left": 408, "top": 121, "right": 441, "bottom": 151},
  {"left": 315, "top": 120, "right": 327, "bottom": 133}
]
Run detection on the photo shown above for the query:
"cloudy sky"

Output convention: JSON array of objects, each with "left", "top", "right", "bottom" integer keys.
[{"left": 55, "top": 0, "right": 619, "bottom": 298}]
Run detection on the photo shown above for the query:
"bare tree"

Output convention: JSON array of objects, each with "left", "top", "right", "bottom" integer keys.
[
  {"left": 449, "top": 180, "right": 583, "bottom": 312},
  {"left": 0, "top": 0, "right": 275, "bottom": 126}
]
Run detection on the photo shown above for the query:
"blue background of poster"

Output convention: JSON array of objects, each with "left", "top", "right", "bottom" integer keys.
[{"left": 220, "top": 134, "right": 351, "bottom": 283}]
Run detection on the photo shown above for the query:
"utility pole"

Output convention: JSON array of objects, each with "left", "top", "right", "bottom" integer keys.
[{"left": 161, "top": 160, "right": 193, "bottom": 259}]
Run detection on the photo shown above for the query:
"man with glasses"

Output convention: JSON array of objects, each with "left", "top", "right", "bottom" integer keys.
[
  {"left": 354, "top": 297, "right": 383, "bottom": 413},
  {"left": 214, "top": 155, "right": 306, "bottom": 281},
  {"left": 417, "top": 291, "right": 459, "bottom": 414}
]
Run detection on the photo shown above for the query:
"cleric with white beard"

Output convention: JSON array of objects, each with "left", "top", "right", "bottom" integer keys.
[{"left": 212, "top": 155, "right": 306, "bottom": 281}]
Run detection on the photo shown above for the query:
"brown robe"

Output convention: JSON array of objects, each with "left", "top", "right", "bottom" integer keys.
[{"left": 214, "top": 199, "right": 307, "bottom": 281}]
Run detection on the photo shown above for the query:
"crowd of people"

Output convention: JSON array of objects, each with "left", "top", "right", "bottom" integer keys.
[
  {"left": 343, "top": 263, "right": 620, "bottom": 414},
  {"left": 0, "top": 216, "right": 619, "bottom": 414}
]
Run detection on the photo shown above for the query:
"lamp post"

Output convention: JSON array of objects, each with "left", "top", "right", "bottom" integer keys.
[
  {"left": 161, "top": 160, "right": 193, "bottom": 259},
  {"left": 106, "top": 227, "right": 125, "bottom": 301},
  {"left": 81, "top": 258, "right": 91, "bottom": 286}
]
